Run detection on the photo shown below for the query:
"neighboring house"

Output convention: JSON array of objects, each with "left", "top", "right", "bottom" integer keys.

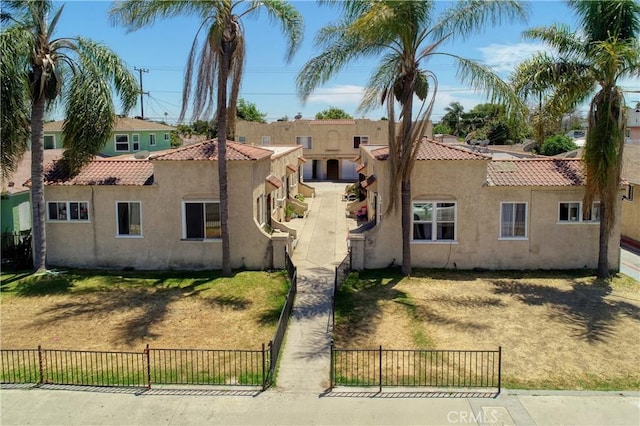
[
  {"left": 349, "top": 139, "right": 620, "bottom": 271},
  {"left": 621, "top": 141, "right": 640, "bottom": 248},
  {"left": 43, "top": 141, "right": 310, "bottom": 270},
  {"left": 235, "top": 118, "right": 432, "bottom": 181},
  {"left": 625, "top": 106, "right": 640, "bottom": 145},
  {"left": 1, "top": 149, "right": 63, "bottom": 234},
  {"left": 43, "top": 117, "right": 176, "bottom": 156}
]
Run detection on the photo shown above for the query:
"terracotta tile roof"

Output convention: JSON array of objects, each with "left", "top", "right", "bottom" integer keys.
[
  {"left": 487, "top": 159, "right": 585, "bottom": 187},
  {"left": 286, "top": 163, "right": 298, "bottom": 174},
  {"left": 151, "top": 140, "right": 272, "bottom": 161},
  {"left": 44, "top": 159, "right": 154, "bottom": 186},
  {"left": 355, "top": 163, "right": 366, "bottom": 173},
  {"left": 372, "top": 139, "right": 489, "bottom": 161},
  {"left": 3, "top": 149, "right": 64, "bottom": 195},
  {"left": 265, "top": 174, "right": 282, "bottom": 190},
  {"left": 44, "top": 116, "right": 175, "bottom": 132}
]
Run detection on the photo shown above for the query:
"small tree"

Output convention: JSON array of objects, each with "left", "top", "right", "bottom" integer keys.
[
  {"left": 539, "top": 134, "right": 577, "bottom": 156},
  {"left": 237, "top": 98, "right": 267, "bottom": 123},
  {"left": 315, "top": 107, "right": 353, "bottom": 120}
]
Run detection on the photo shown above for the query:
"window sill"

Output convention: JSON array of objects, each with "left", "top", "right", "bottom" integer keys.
[
  {"left": 46, "top": 220, "right": 90, "bottom": 223},
  {"left": 498, "top": 237, "right": 528, "bottom": 241},
  {"left": 556, "top": 221, "right": 600, "bottom": 225},
  {"left": 181, "top": 238, "right": 222, "bottom": 242},
  {"left": 411, "top": 240, "right": 458, "bottom": 245},
  {"left": 116, "top": 235, "right": 143, "bottom": 239}
]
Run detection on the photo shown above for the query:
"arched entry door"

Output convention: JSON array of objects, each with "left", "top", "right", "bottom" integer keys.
[{"left": 327, "top": 159, "right": 339, "bottom": 180}]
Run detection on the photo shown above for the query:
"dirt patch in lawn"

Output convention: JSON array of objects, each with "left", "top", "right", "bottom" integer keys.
[
  {"left": 0, "top": 271, "right": 288, "bottom": 351},
  {"left": 334, "top": 270, "right": 640, "bottom": 390}
]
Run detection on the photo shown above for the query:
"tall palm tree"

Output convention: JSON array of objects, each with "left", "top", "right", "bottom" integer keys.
[
  {"left": 512, "top": 0, "right": 640, "bottom": 278},
  {"left": 1, "top": 0, "right": 138, "bottom": 272},
  {"left": 110, "top": 0, "right": 303, "bottom": 276},
  {"left": 442, "top": 101, "right": 465, "bottom": 136},
  {"left": 298, "top": 0, "right": 528, "bottom": 275}
]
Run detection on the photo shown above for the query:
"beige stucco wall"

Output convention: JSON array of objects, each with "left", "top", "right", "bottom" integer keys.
[
  {"left": 353, "top": 148, "right": 621, "bottom": 271},
  {"left": 621, "top": 183, "right": 640, "bottom": 243},
  {"left": 236, "top": 119, "right": 432, "bottom": 181},
  {"left": 45, "top": 146, "right": 304, "bottom": 270}
]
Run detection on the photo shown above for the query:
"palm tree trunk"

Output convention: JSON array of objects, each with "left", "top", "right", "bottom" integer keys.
[
  {"left": 30, "top": 94, "right": 47, "bottom": 272},
  {"left": 401, "top": 179, "right": 411, "bottom": 275},
  {"left": 217, "top": 38, "right": 233, "bottom": 277},
  {"left": 596, "top": 201, "right": 609, "bottom": 278}
]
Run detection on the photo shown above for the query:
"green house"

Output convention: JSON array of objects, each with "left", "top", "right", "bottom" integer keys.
[
  {"left": 1, "top": 149, "right": 64, "bottom": 235},
  {"left": 43, "top": 117, "right": 176, "bottom": 156}
]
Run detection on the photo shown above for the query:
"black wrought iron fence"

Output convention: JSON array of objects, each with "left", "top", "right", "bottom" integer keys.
[
  {"left": 1, "top": 345, "right": 271, "bottom": 389},
  {"left": 331, "top": 344, "right": 501, "bottom": 392},
  {"left": 1, "top": 231, "right": 32, "bottom": 269}
]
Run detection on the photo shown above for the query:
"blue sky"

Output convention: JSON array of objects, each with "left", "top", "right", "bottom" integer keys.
[{"left": 49, "top": 1, "right": 639, "bottom": 124}]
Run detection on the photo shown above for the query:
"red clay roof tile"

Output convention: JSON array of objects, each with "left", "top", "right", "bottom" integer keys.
[
  {"left": 45, "top": 160, "right": 154, "bottom": 186},
  {"left": 151, "top": 140, "right": 273, "bottom": 161},
  {"left": 372, "top": 139, "right": 489, "bottom": 161},
  {"left": 487, "top": 159, "right": 585, "bottom": 186}
]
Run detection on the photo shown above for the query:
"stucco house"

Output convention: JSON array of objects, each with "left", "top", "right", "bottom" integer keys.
[
  {"left": 235, "top": 118, "right": 432, "bottom": 181},
  {"left": 43, "top": 117, "right": 176, "bottom": 156},
  {"left": 621, "top": 140, "right": 640, "bottom": 248},
  {"left": 43, "top": 140, "right": 311, "bottom": 270},
  {"left": 349, "top": 139, "right": 620, "bottom": 271},
  {"left": 625, "top": 106, "right": 640, "bottom": 145}
]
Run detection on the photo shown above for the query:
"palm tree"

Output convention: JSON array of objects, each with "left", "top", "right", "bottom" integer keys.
[
  {"left": 511, "top": 0, "right": 640, "bottom": 278},
  {"left": 1, "top": 0, "right": 138, "bottom": 272},
  {"left": 110, "top": 0, "right": 303, "bottom": 276},
  {"left": 442, "top": 101, "right": 465, "bottom": 136},
  {"left": 298, "top": 0, "right": 528, "bottom": 275}
]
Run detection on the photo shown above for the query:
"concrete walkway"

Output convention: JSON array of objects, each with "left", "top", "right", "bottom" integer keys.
[{"left": 276, "top": 182, "right": 355, "bottom": 392}]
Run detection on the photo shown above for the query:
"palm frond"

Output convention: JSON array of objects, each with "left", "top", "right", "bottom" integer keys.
[
  {"left": 258, "top": 0, "right": 304, "bottom": 62},
  {"left": 109, "top": 0, "right": 211, "bottom": 32},
  {"left": 522, "top": 24, "right": 584, "bottom": 57}
]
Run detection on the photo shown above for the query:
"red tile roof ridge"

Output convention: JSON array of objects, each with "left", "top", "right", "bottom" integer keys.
[{"left": 151, "top": 139, "right": 272, "bottom": 161}]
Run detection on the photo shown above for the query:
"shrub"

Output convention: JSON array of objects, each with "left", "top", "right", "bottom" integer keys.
[{"left": 539, "top": 134, "right": 577, "bottom": 156}]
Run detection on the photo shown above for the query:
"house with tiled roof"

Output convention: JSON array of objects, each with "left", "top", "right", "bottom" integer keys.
[
  {"left": 43, "top": 140, "right": 312, "bottom": 270},
  {"left": 235, "top": 118, "right": 432, "bottom": 181},
  {"left": 349, "top": 138, "right": 621, "bottom": 271},
  {"left": 43, "top": 117, "right": 176, "bottom": 156}
]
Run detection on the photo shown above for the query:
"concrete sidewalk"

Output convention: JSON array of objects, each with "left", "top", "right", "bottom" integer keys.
[{"left": 1, "top": 386, "right": 638, "bottom": 425}]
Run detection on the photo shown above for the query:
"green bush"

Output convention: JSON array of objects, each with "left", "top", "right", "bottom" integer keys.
[{"left": 539, "top": 134, "right": 577, "bottom": 156}]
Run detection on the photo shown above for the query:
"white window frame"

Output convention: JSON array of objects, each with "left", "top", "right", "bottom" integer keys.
[
  {"left": 164, "top": 133, "right": 170, "bottom": 141},
  {"left": 296, "top": 136, "right": 312, "bottom": 149},
  {"left": 499, "top": 202, "right": 528, "bottom": 240},
  {"left": 262, "top": 136, "right": 271, "bottom": 146},
  {"left": 149, "top": 134, "right": 156, "bottom": 146},
  {"left": 411, "top": 201, "right": 457, "bottom": 243},
  {"left": 181, "top": 200, "right": 221, "bottom": 240},
  {"left": 353, "top": 135, "right": 369, "bottom": 149},
  {"left": 47, "top": 201, "right": 90, "bottom": 222},
  {"left": 558, "top": 201, "right": 600, "bottom": 224},
  {"left": 44, "top": 134, "right": 56, "bottom": 150},
  {"left": 132, "top": 134, "right": 140, "bottom": 151},
  {"left": 115, "top": 134, "right": 129, "bottom": 152},
  {"left": 116, "top": 201, "right": 143, "bottom": 237}
]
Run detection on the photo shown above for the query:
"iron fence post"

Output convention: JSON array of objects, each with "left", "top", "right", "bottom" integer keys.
[
  {"left": 261, "top": 343, "right": 267, "bottom": 391},
  {"left": 498, "top": 346, "right": 502, "bottom": 394},
  {"left": 144, "top": 344, "right": 151, "bottom": 389},
  {"left": 329, "top": 340, "right": 334, "bottom": 391},
  {"left": 379, "top": 345, "right": 383, "bottom": 393},
  {"left": 37, "top": 345, "right": 44, "bottom": 385}
]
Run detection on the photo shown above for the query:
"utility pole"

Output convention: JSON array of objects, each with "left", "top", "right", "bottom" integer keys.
[{"left": 134, "top": 67, "right": 149, "bottom": 119}]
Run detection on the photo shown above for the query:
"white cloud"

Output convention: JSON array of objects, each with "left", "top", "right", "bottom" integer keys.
[
  {"left": 477, "top": 42, "right": 549, "bottom": 73},
  {"left": 306, "top": 85, "right": 366, "bottom": 105}
]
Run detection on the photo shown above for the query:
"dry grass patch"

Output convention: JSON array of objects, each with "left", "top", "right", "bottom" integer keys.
[
  {"left": 0, "top": 269, "right": 289, "bottom": 351},
  {"left": 334, "top": 269, "right": 640, "bottom": 390}
]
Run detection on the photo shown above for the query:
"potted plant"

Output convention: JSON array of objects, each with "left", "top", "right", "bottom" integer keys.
[{"left": 284, "top": 204, "right": 295, "bottom": 222}]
